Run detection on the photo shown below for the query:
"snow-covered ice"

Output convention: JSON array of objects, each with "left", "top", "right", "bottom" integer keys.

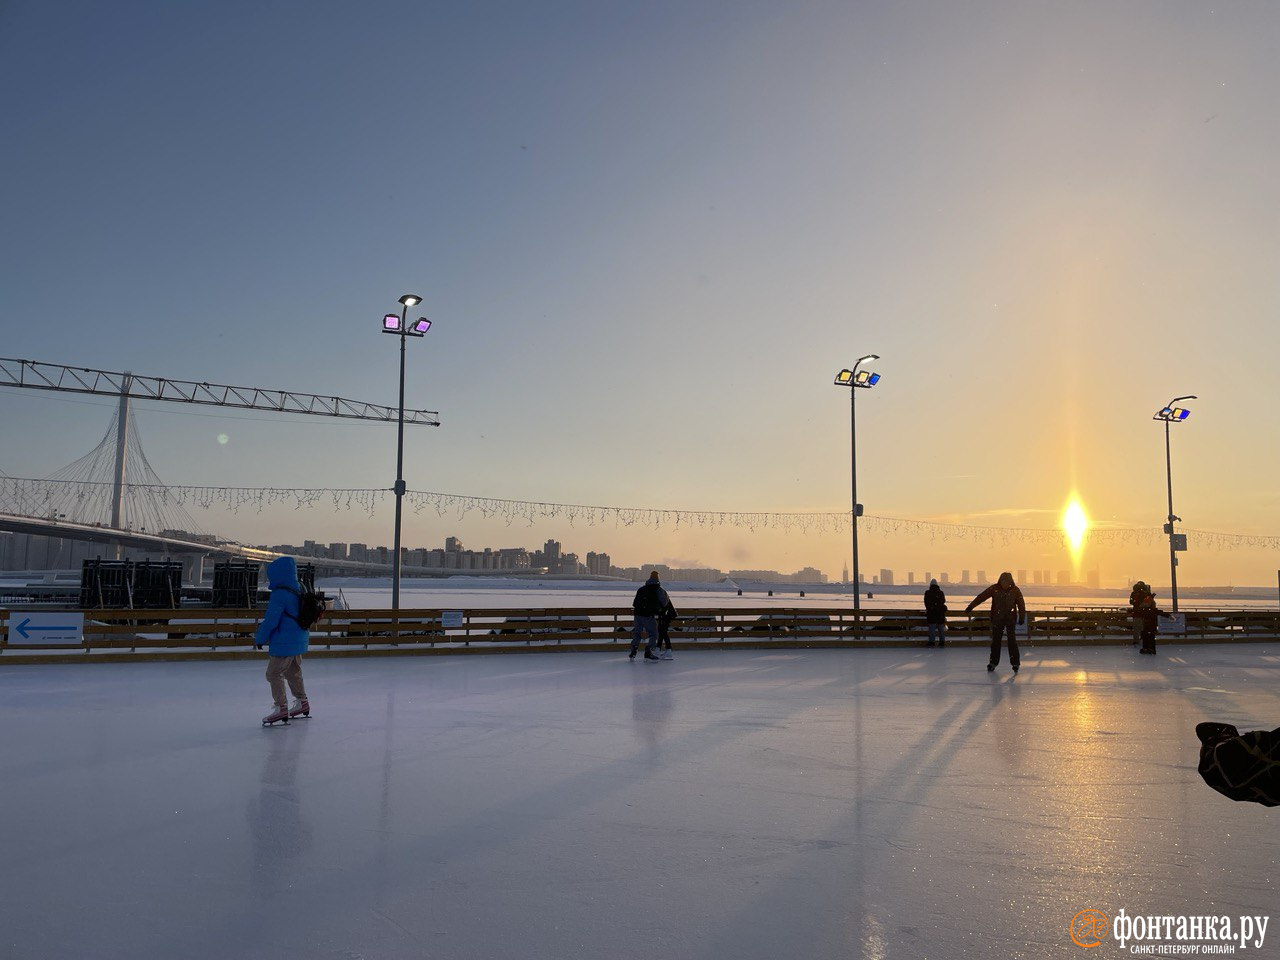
[{"left": 2, "top": 644, "right": 1277, "bottom": 959}]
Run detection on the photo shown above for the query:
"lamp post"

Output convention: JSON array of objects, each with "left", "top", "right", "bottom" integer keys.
[
  {"left": 1153, "top": 395, "right": 1195, "bottom": 613},
  {"left": 834, "top": 355, "right": 881, "bottom": 612},
  {"left": 382, "top": 295, "right": 432, "bottom": 611}
]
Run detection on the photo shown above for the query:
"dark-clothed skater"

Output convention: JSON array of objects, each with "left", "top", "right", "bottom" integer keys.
[
  {"left": 923, "top": 578, "right": 947, "bottom": 647},
  {"left": 1135, "top": 591, "right": 1171, "bottom": 654},
  {"left": 1129, "top": 580, "right": 1152, "bottom": 646},
  {"left": 656, "top": 596, "right": 679, "bottom": 660},
  {"left": 630, "top": 571, "right": 669, "bottom": 662},
  {"left": 965, "top": 571, "right": 1026, "bottom": 673}
]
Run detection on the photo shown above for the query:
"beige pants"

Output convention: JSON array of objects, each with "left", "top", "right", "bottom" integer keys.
[{"left": 266, "top": 655, "right": 307, "bottom": 706}]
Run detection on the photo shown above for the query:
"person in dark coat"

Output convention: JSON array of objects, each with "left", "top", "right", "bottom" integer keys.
[
  {"left": 965, "top": 571, "right": 1026, "bottom": 673},
  {"left": 656, "top": 595, "right": 679, "bottom": 660},
  {"left": 1128, "top": 580, "right": 1152, "bottom": 646},
  {"left": 1196, "top": 722, "right": 1280, "bottom": 807},
  {"left": 1135, "top": 591, "right": 1171, "bottom": 654},
  {"left": 923, "top": 579, "right": 947, "bottom": 647},
  {"left": 630, "top": 571, "right": 668, "bottom": 662}
]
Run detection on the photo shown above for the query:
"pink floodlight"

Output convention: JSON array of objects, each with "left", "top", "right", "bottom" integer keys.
[
  {"left": 383, "top": 313, "right": 401, "bottom": 331},
  {"left": 412, "top": 318, "right": 431, "bottom": 334}
]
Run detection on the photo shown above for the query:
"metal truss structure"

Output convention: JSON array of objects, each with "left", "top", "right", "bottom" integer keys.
[{"left": 0, "top": 357, "right": 440, "bottom": 425}]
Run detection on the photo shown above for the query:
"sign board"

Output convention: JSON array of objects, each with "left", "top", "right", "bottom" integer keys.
[
  {"left": 6, "top": 611, "right": 85, "bottom": 645},
  {"left": 441, "top": 611, "right": 464, "bottom": 629},
  {"left": 1171, "top": 533, "right": 1188, "bottom": 552},
  {"left": 1161, "top": 613, "right": 1186, "bottom": 635}
]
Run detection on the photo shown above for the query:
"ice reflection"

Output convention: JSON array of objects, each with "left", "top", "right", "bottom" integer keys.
[
  {"left": 247, "top": 720, "right": 313, "bottom": 896},
  {"left": 631, "top": 674, "right": 673, "bottom": 757}
]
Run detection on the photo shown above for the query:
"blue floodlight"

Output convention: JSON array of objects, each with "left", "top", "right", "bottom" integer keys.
[
  {"left": 1175, "top": 408, "right": 1190, "bottom": 421},
  {"left": 866, "top": 372, "right": 881, "bottom": 386}
]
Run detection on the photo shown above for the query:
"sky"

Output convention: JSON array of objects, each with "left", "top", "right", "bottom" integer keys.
[{"left": 2, "top": 1, "right": 1278, "bottom": 589}]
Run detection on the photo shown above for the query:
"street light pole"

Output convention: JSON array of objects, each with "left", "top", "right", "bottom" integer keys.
[
  {"left": 383, "top": 295, "right": 429, "bottom": 611},
  {"left": 849, "top": 381, "right": 860, "bottom": 612},
  {"left": 834, "top": 355, "right": 881, "bottom": 613},
  {"left": 1154, "top": 395, "right": 1195, "bottom": 614},
  {"left": 392, "top": 301, "right": 409, "bottom": 611}
]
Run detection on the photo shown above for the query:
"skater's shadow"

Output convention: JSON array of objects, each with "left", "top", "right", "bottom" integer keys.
[
  {"left": 631, "top": 674, "right": 674, "bottom": 758},
  {"left": 246, "top": 720, "right": 313, "bottom": 896}
]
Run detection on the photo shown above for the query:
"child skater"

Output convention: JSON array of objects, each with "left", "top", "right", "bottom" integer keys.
[
  {"left": 255, "top": 556, "right": 311, "bottom": 725},
  {"left": 656, "top": 595, "right": 679, "bottom": 661},
  {"left": 1136, "top": 591, "right": 1172, "bottom": 655}
]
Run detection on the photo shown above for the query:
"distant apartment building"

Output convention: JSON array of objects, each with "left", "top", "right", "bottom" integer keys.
[
  {"left": 794, "top": 567, "right": 827, "bottom": 584},
  {"left": 328, "top": 542, "right": 348, "bottom": 561},
  {"left": 939, "top": 572, "right": 950, "bottom": 585},
  {"left": 961, "top": 569, "right": 970, "bottom": 585},
  {"left": 879, "top": 568, "right": 894, "bottom": 586},
  {"left": 1016, "top": 569, "right": 1026, "bottom": 584},
  {"left": 977, "top": 570, "right": 986, "bottom": 583}
]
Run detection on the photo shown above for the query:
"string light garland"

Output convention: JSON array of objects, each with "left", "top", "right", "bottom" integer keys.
[{"left": 0, "top": 475, "right": 1276, "bottom": 550}]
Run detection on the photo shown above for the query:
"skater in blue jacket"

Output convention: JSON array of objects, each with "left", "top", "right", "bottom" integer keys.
[{"left": 254, "top": 556, "right": 311, "bottom": 725}]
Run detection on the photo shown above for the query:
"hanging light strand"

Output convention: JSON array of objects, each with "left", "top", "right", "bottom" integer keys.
[{"left": 0, "top": 475, "right": 1276, "bottom": 549}]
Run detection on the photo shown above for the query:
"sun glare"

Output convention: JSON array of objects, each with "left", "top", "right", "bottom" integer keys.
[{"left": 1062, "top": 497, "right": 1090, "bottom": 565}]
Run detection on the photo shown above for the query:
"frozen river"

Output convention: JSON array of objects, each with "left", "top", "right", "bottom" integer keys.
[
  {"left": 320, "top": 576, "right": 1278, "bottom": 612},
  {"left": 2, "top": 643, "right": 1276, "bottom": 959}
]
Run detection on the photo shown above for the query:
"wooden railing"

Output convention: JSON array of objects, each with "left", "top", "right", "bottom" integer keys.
[{"left": 1, "top": 606, "right": 1278, "bottom": 662}]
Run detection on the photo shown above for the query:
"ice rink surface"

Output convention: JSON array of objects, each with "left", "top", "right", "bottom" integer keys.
[{"left": 2, "top": 644, "right": 1277, "bottom": 960}]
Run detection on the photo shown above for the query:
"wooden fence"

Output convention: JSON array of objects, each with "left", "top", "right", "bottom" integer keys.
[{"left": 2, "top": 605, "right": 1278, "bottom": 663}]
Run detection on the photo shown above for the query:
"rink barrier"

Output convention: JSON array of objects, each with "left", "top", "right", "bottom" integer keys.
[{"left": 1, "top": 606, "right": 1279, "bottom": 663}]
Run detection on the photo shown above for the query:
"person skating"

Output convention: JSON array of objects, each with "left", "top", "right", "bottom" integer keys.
[
  {"left": 1196, "top": 722, "right": 1280, "bottom": 807},
  {"left": 629, "top": 571, "right": 669, "bottom": 662},
  {"left": 254, "top": 555, "right": 312, "bottom": 724},
  {"left": 1135, "top": 591, "right": 1171, "bottom": 655},
  {"left": 1129, "top": 580, "right": 1152, "bottom": 646},
  {"left": 923, "top": 579, "right": 947, "bottom": 647},
  {"left": 965, "top": 571, "right": 1026, "bottom": 673},
  {"left": 656, "top": 595, "right": 679, "bottom": 660}
]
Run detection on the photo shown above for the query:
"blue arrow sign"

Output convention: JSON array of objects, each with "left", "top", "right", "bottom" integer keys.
[
  {"left": 16, "top": 618, "right": 80, "bottom": 640},
  {"left": 7, "top": 612, "right": 84, "bottom": 644}
]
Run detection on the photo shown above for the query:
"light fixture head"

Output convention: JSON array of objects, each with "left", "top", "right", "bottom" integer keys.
[
  {"left": 382, "top": 313, "right": 401, "bottom": 332},
  {"left": 854, "top": 353, "right": 880, "bottom": 368},
  {"left": 411, "top": 317, "right": 431, "bottom": 335},
  {"left": 399, "top": 294, "right": 422, "bottom": 307},
  {"left": 835, "top": 369, "right": 854, "bottom": 386}
]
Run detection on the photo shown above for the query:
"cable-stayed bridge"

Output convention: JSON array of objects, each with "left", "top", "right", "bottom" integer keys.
[{"left": 0, "top": 357, "right": 439, "bottom": 578}]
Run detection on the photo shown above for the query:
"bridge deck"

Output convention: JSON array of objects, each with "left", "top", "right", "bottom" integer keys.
[{"left": 3, "top": 645, "right": 1278, "bottom": 959}]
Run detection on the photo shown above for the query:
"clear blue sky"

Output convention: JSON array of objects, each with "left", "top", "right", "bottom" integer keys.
[{"left": 2, "top": 1, "right": 1278, "bottom": 585}]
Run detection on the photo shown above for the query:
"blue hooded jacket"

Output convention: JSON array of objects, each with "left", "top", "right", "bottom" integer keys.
[{"left": 253, "top": 556, "right": 309, "bottom": 657}]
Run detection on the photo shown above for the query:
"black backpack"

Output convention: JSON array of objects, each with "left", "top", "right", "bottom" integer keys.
[{"left": 282, "top": 585, "right": 327, "bottom": 630}]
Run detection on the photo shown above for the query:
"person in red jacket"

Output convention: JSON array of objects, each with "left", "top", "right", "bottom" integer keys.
[{"left": 965, "top": 571, "right": 1026, "bottom": 674}]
